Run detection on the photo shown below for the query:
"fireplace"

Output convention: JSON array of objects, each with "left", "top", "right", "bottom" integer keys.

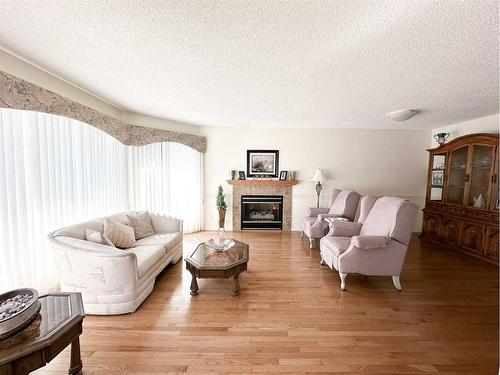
[
  {"left": 241, "top": 195, "right": 283, "bottom": 230},
  {"left": 228, "top": 179, "right": 296, "bottom": 231}
]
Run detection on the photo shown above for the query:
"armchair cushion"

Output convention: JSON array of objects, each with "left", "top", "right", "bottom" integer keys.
[
  {"left": 320, "top": 236, "right": 351, "bottom": 257},
  {"left": 301, "top": 216, "right": 329, "bottom": 239},
  {"left": 351, "top": 235, "right": 389, "bottom": 249},
  {"left": 302, "top": 216, "right": 317, "bottom": 226},
  {"left": 329, "top": 221, "right": 362, "bottom": 237},
  {"left": 307, "top": 207, "right": 329, "bottom": 217}
]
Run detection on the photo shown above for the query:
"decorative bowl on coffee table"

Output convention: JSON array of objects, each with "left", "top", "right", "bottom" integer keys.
[{"left": 205, "top": 238, "right": 235, "bottom": 251}]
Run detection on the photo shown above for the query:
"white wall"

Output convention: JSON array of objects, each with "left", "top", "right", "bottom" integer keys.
[
  {"left": 123, "top": 111, "right": 202, "bottom": 135},
  {"left": 0, "top": 48, "right": 124, "bottom": 119},
  {"left": 202, "top": 127, "right": 430, "bottom": 231},
  {"left": 430, "top": 114, "right": 499, "bottom": 147}
]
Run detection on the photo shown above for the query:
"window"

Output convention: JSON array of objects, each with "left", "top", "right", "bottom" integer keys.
[{"left": 0, "top": 109, "right": 202, "bottom": 292}]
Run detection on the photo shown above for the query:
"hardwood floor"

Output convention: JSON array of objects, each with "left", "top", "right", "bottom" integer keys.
[{"left": 34, "top": 231, "right": 499, "bottom": 374}]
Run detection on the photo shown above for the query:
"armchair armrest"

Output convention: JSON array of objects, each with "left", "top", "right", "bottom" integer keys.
[
  {"left": 307, "top": 207, "right": 329, "bottom": 217},
  {"left": 150, "top": 212, "right": 183, "bottom": 233},
  {"left": 351, "top": 235, "right": 389, "bottom": 249},
  {"left": 318, "top": 213, "right": 347, "bottom": 221},
  {"left": 327, "top": 221, "right": 362, "bottom": 237}
]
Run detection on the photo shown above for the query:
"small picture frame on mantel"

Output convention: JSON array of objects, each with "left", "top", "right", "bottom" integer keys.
[
  {"left": 279, "top": 171, "right": 288, "bottom": 181},
  {"left": 238, "top": 171, "right": 246, "bottom": 180}
]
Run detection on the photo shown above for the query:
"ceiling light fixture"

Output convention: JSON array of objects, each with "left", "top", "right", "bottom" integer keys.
[{"left": 386, "top": 109, "right": 418, "bottom": 121}]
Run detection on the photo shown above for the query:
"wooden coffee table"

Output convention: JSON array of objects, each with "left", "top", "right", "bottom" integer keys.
[
  {"left": 185, "top": 239, "right": 249, "bottom": 296},
  {"left": 0, "top": 292, "right": 85, "bottom": 375}
]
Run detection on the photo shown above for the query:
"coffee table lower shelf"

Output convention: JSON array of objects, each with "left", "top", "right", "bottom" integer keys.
[{"left": 186, "top": 262, "right": 247, "bottom": 296}]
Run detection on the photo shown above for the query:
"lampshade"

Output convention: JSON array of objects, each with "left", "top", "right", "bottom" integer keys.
[{"left": 311, "top": 169, "right": 325, "bottom": 182}]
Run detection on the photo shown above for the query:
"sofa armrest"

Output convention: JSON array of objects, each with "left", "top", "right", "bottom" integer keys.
[
  {"left": 307, "top": 207, "right": 329, "bottom": 217},
  {"left": 327, "top": 221, "right": 362, "bottom": 237},
  {"left": 149, "top": 212, "right": 183, "bottom": 233},
  {"left": 351, "top": 235, "right": 389, "bottom": 249},
  {"left": 49, "top": 236, "right": 139, "bottom": 295}
]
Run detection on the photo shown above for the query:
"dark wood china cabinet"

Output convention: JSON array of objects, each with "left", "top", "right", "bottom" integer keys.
[{"left": 421, "top": 133, "right": 499, "bottom": 265}]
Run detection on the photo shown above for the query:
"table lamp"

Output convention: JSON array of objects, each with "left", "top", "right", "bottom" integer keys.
[{"left": 311, "top": 169, "right": 325, "bottom": 208}]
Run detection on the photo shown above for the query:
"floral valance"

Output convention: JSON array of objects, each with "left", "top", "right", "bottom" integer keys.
[{"left": 0, "top": 71, "right": 206, "bottom": 153}]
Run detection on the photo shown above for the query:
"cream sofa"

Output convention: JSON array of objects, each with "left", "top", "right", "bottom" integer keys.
[{"left": 48, "top": 211, "right": 183, "bottom": 315}]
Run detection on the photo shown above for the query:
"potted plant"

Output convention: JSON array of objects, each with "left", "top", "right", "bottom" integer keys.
[{"left": 216, "top": 185, "right": 227, "bottom": 229}]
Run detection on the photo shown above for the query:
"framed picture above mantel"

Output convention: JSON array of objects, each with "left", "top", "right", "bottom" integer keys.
[{"left": 246, "top": 150, "right": 279, "bottom": 178}]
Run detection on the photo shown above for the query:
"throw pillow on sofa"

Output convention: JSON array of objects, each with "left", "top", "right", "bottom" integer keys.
[
  {"left": 104, "top": 218, "right": 136, "bottom": 248},
  {"left": 85, "top": 228, "right": 115, "bottom": 247},
  {"left": 127, "top": 212, "right": 155, "bottom": 240}
]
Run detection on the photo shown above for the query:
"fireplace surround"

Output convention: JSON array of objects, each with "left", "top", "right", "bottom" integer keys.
[{"left": 227, "top": 179, "right": 298, "bottom": 231}]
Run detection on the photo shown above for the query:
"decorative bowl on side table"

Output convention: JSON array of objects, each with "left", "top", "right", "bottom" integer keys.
[{"left": 0, "top": 289, "right": 41, "bottom": 341}]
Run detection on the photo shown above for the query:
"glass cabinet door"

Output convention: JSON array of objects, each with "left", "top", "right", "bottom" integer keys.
[
  {"left": 490, "top": 148, "right": 499, "bottom": 211},
  {"left": 429, "top": 154, "right": 446, "bottom": 201},
  {"left": 467, "top": 145, "right": 495, "bottom": 208},
  {"left": 446, "top": 146, "right": 468, "bottom": 204}
]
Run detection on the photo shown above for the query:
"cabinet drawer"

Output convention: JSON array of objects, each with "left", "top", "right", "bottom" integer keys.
[
  {"left": 426, "top": 202, "right": 442, "bottom": 210},
  {"left": 466, "top": 209, "right": 490, "bottom": 220},
  {"left": 446, "top": 206, "right": 465, "bottom": 215}
]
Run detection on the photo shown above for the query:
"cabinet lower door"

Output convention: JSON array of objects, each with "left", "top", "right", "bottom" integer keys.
[
  {"left": 439, "top": 218, "right": 460, "bottom": 246},
  {"left": 461, "top": 222, "right": 485, "bottom": 254},
  {"left": 422, "top": 213, "right": 440, "bottom": 240},
  {"left": 484, "top": 226, "right": 499, "bottom": 262}
]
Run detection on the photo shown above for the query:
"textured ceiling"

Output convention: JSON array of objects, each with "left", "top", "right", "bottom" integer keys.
[{"left": 0, "top": 1, "right": 498, "bottom": 129}]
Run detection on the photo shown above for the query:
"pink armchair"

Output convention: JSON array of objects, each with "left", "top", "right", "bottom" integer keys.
[
  {"left": 320, "top": 196, "right": 418, "bottom": 291},
  {"left": 301, "top": 189, "right": 360, "bottom": 249}
]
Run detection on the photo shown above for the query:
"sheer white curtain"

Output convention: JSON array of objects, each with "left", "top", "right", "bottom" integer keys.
[
  {"left": 0, "top": 109, "right": 128, "bottom": 292},
  {"left": 0, "top": 108, "right": 203, "bottom": 293},
  {"left": 128, "top": 142, "right": 203, "bottom": 233}
]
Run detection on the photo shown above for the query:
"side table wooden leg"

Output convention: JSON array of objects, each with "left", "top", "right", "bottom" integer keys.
[
  {"left": 68, "top": 336, "right": 82, "bottom": 375},
  {"left": 190, "top": 275, "right": 199, "bottom": 296},
  {"left": 232, "top": 275, "right": 240, "bottom": 296}
]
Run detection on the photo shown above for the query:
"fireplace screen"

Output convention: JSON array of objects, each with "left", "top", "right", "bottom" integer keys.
[{"left": 241, "top": 195, "right": 283, "bottom": 230}]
